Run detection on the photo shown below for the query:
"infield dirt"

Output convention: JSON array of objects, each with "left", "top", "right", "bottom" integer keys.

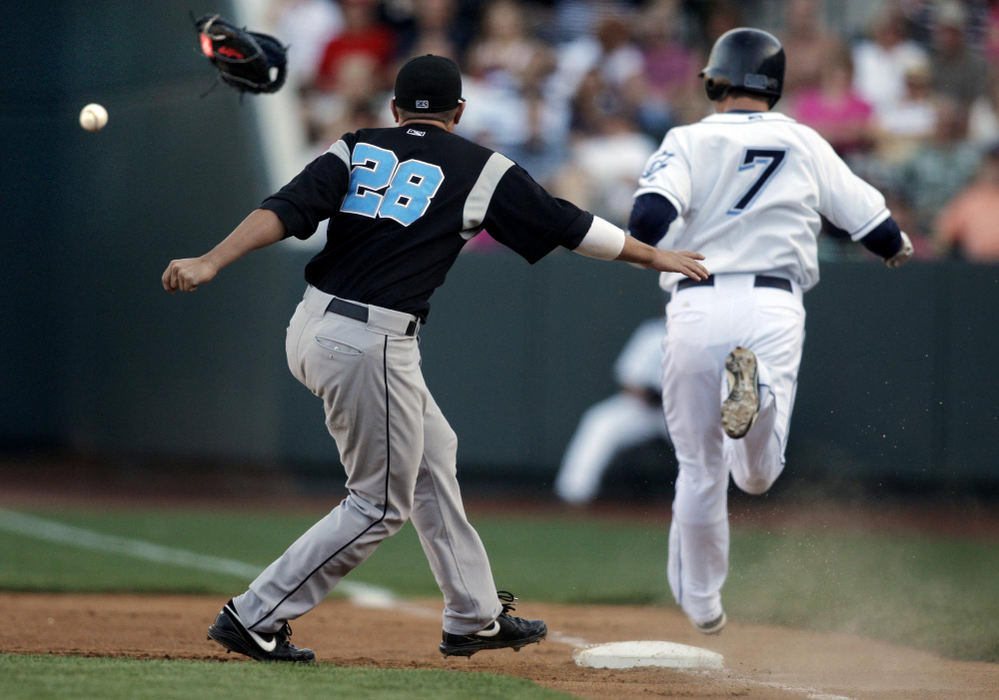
[{"left": 2, "top": 591, "right": 998, "bottom": 699}]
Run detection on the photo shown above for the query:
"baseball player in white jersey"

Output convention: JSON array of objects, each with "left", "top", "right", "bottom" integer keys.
[
  {"left": 627, "top": 28, "right": 913, "bottom": 634},
  {"left": 555, "top": 317, "right": 669, "bottom": 504}
]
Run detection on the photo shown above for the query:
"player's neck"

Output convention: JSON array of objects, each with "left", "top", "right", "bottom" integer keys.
[
  {"left": 399, "top": 118, "right": 455, "bottom": 133},
  {"left": 715, "top": 95, "right": 771, "bottom": 113}
]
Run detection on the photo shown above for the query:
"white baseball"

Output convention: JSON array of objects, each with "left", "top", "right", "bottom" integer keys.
[{"left": 79, "top": 103, "right": 108, "bottom": 132}]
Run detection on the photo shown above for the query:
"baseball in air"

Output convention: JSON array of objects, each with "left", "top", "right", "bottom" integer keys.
[{"left": 79, "top": 103, "right": 108, "bottom": 132}]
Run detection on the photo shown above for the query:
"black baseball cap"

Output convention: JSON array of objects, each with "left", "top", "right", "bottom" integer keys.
[{"left": 394, "top": 54, "right": 463, "bottom": 112}]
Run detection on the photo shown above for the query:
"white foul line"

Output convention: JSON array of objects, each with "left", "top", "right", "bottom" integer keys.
[
  {"left": 0, "top": 507, "right": 850, "bottom": 697},
  {"left": 0, "top": 507, "right": 397, "bottom": 605}
]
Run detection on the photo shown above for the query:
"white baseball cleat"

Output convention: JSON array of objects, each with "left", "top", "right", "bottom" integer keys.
[
  {"left": 690, "top": 611, "right": 727, "bottom": 635},
  {"left": 722, "top": 347, "right": 759, "bottom": 439}
]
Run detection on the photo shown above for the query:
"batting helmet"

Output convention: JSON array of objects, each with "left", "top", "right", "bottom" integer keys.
[{"left": 699, "top": 28, "right": 785, "bottom": 107}]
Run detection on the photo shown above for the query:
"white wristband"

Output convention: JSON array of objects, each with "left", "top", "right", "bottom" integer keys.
[{"left": 573, "top": 216, "right": 627, "bottom": 260}]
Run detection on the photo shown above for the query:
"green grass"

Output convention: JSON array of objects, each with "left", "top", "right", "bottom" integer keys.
[
  {"left": 1, "top": 503, "right": 998, "bottom": 666},
  {"left": 0, "top": 654, "right": 571, "bottom": 700}
]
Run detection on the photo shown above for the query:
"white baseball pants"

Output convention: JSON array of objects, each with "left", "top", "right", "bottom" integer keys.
[
  {"left": 662, "top": 273, "right": 805, "bottom": 624},
  {"left": 233, "top": 285, "right": 502, "bottom": 635},
  {"left": 555, "top": 392, "right": 669, "bottom": 504}
]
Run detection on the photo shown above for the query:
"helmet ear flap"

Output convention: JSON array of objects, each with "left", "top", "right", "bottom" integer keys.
[{"left": 703, "top": 76, "right": 729, "bottom": 102}]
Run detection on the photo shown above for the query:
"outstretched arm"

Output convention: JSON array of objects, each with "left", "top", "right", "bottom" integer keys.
[
  {"left": 616, "top": 235, "right": 708, "bottom": 279},
  {"left": 161, "top": 209, "right": 286, "bottom": 293},
  {"left": 572, "top": 215, "right": 708, "bottom": 280}
]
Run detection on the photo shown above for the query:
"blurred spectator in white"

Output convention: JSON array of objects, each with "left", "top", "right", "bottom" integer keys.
[
  {"left": 551, "top": 8, "right": 646, "bottom": 125},
  {"left": 269, "top": 0, "right": 344, "bottom": 89},
  {"left": 545, "top": 0, "right": 631, "bottom": 45},
  {"left": 780, "top": 0, "right": 840, "bottom": 100},
  {"left": 968, "top": 68, "right": 999, "bottom": 144},
  {"left": 788, "top": 41, "right": 875, "bottom": 158},
  {"left": 929, "top": 1, "right": 988, "bottom": 107},
  {"left": 459, "top": 0, "right": 568, "bottom": 184},
  {"left": 852, "top": 4, "right": 929, "bottom": 119},
  {"left": 894, "top": 97, "right": 981, "bottom": 238},
  {"left": 552, "top": 112, "right": 657, "bottom": 225},
  {"left": 632, "top": 0, "right": 703, "bottom": 137},
  {"left": 935, "top": 142, "right": 999, "bottom": 262},
  {"left": 554, "top": 317, "right": 669, "bottom": 505},
  {"left": 873, "top": 56, "right": 939, "bottom": 163}
]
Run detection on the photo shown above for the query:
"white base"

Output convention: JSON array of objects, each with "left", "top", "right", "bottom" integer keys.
[{"left": 573, "top": 640, "right": 724, "bottom": 670}]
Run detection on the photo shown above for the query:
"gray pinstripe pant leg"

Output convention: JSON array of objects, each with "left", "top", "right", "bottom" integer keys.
[{"left": 233, "top": 287, "right": 501, "bottom": 634}]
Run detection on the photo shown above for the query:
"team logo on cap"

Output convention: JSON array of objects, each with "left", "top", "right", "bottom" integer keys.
[{"left": 416, "top": 99, "right": 430, "bottom": 109}]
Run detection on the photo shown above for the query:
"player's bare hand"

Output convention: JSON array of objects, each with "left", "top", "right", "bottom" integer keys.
[
  {"left": 647, "top": 249, "right": 709, "bottom": 280},
  {"left": 162, "top": 257, "right": 219, "bottom": 293}
]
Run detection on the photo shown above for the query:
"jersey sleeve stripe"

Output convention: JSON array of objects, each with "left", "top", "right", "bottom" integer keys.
[
  {"left": 461, "top": 152, "right": 514, "bottom": 237},
  {"left": 326, "top": 139, "right": 351, "bottom": 169},
  {"left": 848, "top": 207, "right": 891, "bottom": 241}
]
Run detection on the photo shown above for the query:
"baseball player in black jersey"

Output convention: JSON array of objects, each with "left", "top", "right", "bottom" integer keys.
[{"left": 163, "top": 54, "right": 708, "bottom": 662}]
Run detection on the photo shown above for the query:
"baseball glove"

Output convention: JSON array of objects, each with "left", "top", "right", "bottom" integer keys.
[{"left": 195, "top": 13, "right": 288, "bottom": 95}]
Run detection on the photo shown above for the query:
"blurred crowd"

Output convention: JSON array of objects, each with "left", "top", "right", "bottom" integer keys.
[{"left": 266, "top": 0, "right": 999, "bottom": 263}]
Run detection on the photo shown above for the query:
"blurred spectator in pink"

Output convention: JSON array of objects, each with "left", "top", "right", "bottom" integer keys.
[
  {"left": 780, "top": 0, "right": 840, "bottom": 99},
  {"left": 852, "top": 4, "right": 929, "bottom": 120},
  {"left": 987, "top": 0, "right": 999, "bottom": 63},
  {"left": 313, "top": 0, "right": 395, "bottom": 93},
  {"left": 929, "top": 1, "right": 989, "bottom": 108},
  {"left": 894, "top": 97, "right": 981, "bottom": 240},
  {"left": 873, "top": 57, "right": 939, "bottom": 164},
  {"left": 269, "top": 0, "right": 344, "bottom": 89},
  {"left": 935, "top": 143, "right": 999, "bottom": 262},
  {"left": 633, "top": 0, "right": 703, "bottom": 136},
  {"left": 789, "top": 41, "right": 875, "bottom": 158}
]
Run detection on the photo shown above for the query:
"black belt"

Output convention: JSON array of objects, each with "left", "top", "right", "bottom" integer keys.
[
  {"left": 326, "top": 298, "right": 419, "bottom": 337},
  {"left": 676, "top": 274, "right": 792, "bottom": 293}
]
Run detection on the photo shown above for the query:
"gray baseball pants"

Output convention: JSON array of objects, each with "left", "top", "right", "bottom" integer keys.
[{"left": 233, "top": 285, "right": 502, "bottom": 635}]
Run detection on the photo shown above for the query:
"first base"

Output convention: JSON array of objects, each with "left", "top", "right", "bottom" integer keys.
[{"left": 574, "top": 641, "right": 724, "bottom": 670}]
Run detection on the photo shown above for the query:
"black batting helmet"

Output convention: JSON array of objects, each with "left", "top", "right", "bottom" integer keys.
[{"left": 699, "top": 28, "right": 785, "bottom": 107}]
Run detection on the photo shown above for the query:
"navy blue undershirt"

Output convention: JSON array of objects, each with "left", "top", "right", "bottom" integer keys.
[{"left": 627, "top": 193, "right": 904, "bottom": 258}]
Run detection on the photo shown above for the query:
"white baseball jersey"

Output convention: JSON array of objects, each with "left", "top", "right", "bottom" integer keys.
[{"left": 635, "top": 111, "right": 890, "bottom": 291}]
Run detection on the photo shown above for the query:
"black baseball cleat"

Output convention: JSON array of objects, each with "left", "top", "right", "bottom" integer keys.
[
  {"left": 207, "top": 599, "right": 315, "bottom": 662},
  {"left": 439, "top": 591, "right": 547, "bottom": 657},
  {"left": 722, "top": 347, "right": 760, "bottom": 439}
]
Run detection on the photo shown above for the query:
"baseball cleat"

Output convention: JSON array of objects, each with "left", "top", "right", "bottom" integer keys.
[
  {"left": 722, "top": 347, "right": 759, "bottom": 439},
  {"left": 690, "top": 611, "right": 727, "bottom": 635},
  {"left": 207, "top": 599, "right": 315, "bottom": 662},
  {"left": 439, "top": 591, "right": 547, "bottom": 657}
]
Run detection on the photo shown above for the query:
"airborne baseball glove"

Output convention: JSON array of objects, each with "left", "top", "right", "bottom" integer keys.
[{"left": 195, "top": 13, "right": 287, "bottom": 95}]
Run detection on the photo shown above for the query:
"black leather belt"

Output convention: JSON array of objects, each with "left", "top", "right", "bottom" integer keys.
[
  {"left": 326, "top": 298, "right": 419, "bottom": 336},
  {"left": 676, "top": 274, "right": 792, "bottom": 293}
]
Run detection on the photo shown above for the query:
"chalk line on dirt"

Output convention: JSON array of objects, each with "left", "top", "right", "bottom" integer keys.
[{"left": 0, "top": 507, "right": 407, "bottom": 610}]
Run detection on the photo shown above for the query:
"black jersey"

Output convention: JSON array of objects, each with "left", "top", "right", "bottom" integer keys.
[{"left": 261, "top": 124, "right": 593, "bottom": 321}]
